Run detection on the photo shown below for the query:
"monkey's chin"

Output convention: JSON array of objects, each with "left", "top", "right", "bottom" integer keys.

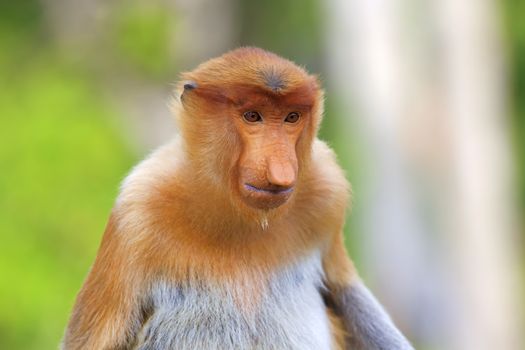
[{"left": 239, "top": 185, "right": 293, "bottom": 210}]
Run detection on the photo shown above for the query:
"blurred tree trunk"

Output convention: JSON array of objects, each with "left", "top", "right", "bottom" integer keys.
[
  {"left": 324, "top": 0, "right": 522, "bottom": 349},
  {"left": 434, "top": 1, "right": 522, "bottom": 349}
]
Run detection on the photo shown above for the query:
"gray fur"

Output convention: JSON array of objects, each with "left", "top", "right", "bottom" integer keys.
[
  {"left": 261, "top": 68, "right": 286, "bottom": 91},
  {"left": 132, "top": 251, "right": 333, "bottom": 350},
  {"left": 336, "top": 282, "right": 414, "bottom": 350}
]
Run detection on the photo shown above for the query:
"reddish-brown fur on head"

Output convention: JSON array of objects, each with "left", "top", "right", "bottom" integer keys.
[{"left": 173, "top": 47, "right": 323, "bottom": 211}]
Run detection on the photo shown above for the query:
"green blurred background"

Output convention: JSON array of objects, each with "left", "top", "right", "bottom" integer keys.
[{"left": 0, "top": 1, "right": 523, "bottom": 349}]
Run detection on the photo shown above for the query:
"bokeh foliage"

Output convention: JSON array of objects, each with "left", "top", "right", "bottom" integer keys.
[
  {"left": 237, "top": 0, "right": 324, "bottom": 71},
  {"left": 113, "top": 4, "right": 174, "bottom": 79},
  {"left": 502, "top": 0, "right": 525, "bottom": 213},
  {"left": 0, "top": 2, "right": 135, "bottom": 349}
]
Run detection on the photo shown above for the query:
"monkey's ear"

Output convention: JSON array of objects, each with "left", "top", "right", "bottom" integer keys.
[
  {"left": 179, "top": 80, "right": 232, "bottom": 107},
  {"left": 180, "top": 80, "right": 198, "bottom": 102}
]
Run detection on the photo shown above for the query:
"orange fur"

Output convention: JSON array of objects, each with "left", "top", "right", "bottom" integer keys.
[
  {"left": 63, "top": 214, "right": 145, "bottom": 349},
  {"left": 63, "top": 47, "right": 354, "bottom": 349},
  {"left": 327, "top": 307, "right": 348, "bottom": 350}
]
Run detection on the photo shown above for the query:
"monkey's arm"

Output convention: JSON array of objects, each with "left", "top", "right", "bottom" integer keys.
[
  {"left": 62, "top": 213, "right": 146, "bottom": 350},
  {"left": 323, "top": 233, "right": 414, "bottom": 350}
]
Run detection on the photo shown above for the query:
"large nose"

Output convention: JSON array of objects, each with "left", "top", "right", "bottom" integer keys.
[{"left": 266, "top": 155, "right": 297, "bottom": 189}]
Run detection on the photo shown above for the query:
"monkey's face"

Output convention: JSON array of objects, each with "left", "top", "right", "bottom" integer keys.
[
  {"left": 178, "top": 48, "right": 321, "bottom": 212},
  {"left": 179, "top": 82, "right": 318, "bottom": 212},
  {"left": 233, "top": 102, "right": 308, "bottom": 210}
]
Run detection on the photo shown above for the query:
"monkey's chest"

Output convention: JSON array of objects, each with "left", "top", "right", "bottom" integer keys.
[{"left": 133, "top": 252, "right": 332, "bottom": 350}]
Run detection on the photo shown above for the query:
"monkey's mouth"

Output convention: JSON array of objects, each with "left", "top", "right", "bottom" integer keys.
[
  {"left": 244, "top": 183, "right": 294, "bottom": 195},
  {"left": 241, "top": 183, "right": 294, "bottom": 210}
]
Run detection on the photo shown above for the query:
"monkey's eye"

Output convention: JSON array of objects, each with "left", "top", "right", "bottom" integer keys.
[
  {"left": 285, "top": 112, "right": 300, "bottom": 123},
  {"left": 243, "top": 111, "right": 262, "bottom": 123}
]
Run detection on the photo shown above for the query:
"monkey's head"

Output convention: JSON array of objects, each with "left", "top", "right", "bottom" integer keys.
[{"left": 175, "top": 47, "right": 323, "bottom": 212}]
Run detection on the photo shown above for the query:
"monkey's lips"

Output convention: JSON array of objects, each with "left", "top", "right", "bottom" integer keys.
[
  {"left": 241, "top": 183, "right": 294, "bottom": 209},
  {"left": 244, "top": 184, "right": 294, "bottom": 195}
]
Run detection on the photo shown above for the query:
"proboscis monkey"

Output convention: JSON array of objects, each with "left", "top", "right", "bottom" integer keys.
[{"left": 63, "top": 47, "right": 413, "bottom": 350}]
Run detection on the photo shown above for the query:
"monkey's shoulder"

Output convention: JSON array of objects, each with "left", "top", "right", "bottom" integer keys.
[
  {"left": 118, "top": 139, "right": 184, "bottom": 205},
  {"left": 310, "top": 138, "right": 350, "bottom": 193},
  {"left": 296, "top": 139, "right": 350, "bottom": 214},
  {"left": 97, "top": 140, "right": 188, "bottom": 248}
]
